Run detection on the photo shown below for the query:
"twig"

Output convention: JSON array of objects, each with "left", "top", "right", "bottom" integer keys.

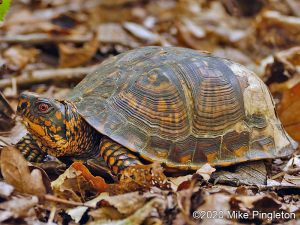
[
  {"left": 0, "top": 33, "right": 93, "bottom": 44},
  {"left": 48, "top": 205, "right": 56, "bottom": 224},
  {"left": 45, "top": 194, "right": 96, "bottom": 208},
  {"left": 271, "top": 167, "right": 300, "bottom": 180},
  {"left": 284, "top": 0, "right": 300, "bottom": 17},
  {"left": 0, "top": 65, "right": 98, "bottom": 88}
]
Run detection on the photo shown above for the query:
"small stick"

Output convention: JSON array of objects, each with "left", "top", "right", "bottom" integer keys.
[
  {"left": 0, "top": 33, "right": 93, "bottom": 44},
  {"left": 45, "top": 194, "right": 96, "bottom": 208},
  {"left": 271, "top": 167, "right": 300, "bottom": 180},
  {"left": 0, "top": 65, "right": 98, "bottom": 88}
]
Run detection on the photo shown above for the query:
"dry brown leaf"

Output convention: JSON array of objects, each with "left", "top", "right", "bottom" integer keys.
[
  {"left": 91, "top": 198, "right": 163, "bottom": 225},
  {"left": 58, "top": 32, "right": 99, "bottom": 68},
  {"left": 67, "top": 192, "right": 109, "bottom": 223},
  {"left": 0, "top": 196, "right": 38, "bottom": 219},
  {"left": 120, "top": 162, "right": 172, "bottom": 192},
  {"left": 71, "top": 162, "right": 108, "bottom": 193},
  {"left": 196, "top": 163, "right": 216, "bottom": 181},
  {"left": 97, "top": 23, "right": 140, "bottom": 48},
  {"left": 99, "top": 192, "right": 148, "bottom": 216},
  {"left": 51, "top": 162, "right": 108, "bottom": 202},
  {"left": 167, "top": 175, "right": 192, "bottom": 192},
  {"left": 2, "top": 45, "right": 40, "bottom": 70},
  {"left": 0, "top": 146, "right": 46, "bottom": 198},
  {"left": 88, "top": 206, "right": 124, "bottom": 221}
]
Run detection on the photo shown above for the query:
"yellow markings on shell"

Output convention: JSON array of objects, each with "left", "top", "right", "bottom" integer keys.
[
  {"left": 155, "top": 151, "right": 167, "bottom": 157},
  {"left": 233, "top": 146, "right": 247, "bottom": 157},
  {"left": 126, "top": 93, "right": 138, "bottom": 110},
  {"left": 45, "top": 121, "right": 51, "bottom": 126},
  {"left": 57, "top": 127, "right": 61, "bottom": 132},
  {"left": 55, "top": 111, "right": 62, "bottom": 120},
  {"left": 107, "top": 70, "right": 120, "bottom": 78},
  {"left": 121, "top": 83, "right": 128, "bottom": 91},
  {"left": 136, "top": 62, "right": 144, "bottom": 67},
  {"left": 157, "top": 98, "right": 167, "bottom": 112},
  {"left": 206, "top": 152, "right": 217, "bottom": 164},
  {"left": 180, "top": 155, "right": 191, "bottom": 164},
  {"left": 148, "top": 74, "right": 158, "bottom": 84}
]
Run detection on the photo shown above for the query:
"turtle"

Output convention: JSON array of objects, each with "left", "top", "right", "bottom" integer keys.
[{"left": 16, "top": 46, "right": 298, "bottom": 186}]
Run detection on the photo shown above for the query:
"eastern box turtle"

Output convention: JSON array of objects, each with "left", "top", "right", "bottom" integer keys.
[{"left": 17, "top": 46, "right": 298, "bottom": 185}]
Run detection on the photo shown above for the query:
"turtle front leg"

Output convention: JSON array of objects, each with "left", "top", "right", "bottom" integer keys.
[
  {"left": 16, "top": 133, "right": 46, "bottom": 162},
  {"left": 98, "top": 136, "right": 143, "bottom": 175},
  {"left": 210, "top": 160, "right": 267, "bottom": 186}
]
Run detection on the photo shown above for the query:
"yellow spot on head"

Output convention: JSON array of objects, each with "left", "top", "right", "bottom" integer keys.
[{"left": 55, "top": 111, "right": 62, "bottom": 119}]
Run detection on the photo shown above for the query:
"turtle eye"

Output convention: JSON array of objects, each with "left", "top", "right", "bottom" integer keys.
[{"left": 38, "top": 103, "right": 49, "bottom": 112}]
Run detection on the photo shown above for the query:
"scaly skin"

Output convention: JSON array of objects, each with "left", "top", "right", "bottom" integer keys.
[{"left": 17, "top": 92, "right": 142, "bottom": 174}]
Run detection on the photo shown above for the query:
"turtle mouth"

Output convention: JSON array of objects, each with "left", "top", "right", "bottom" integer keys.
[{"left": 23, "top": 117, "right": 46, "bottom": 137}]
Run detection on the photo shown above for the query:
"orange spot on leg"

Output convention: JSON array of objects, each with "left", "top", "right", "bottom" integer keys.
[
  {"left": 112, "top": 166, "right": 118, "bottom": 174},
  {"left": 109, "top": 157, "right": 115, "bottom": 166}
]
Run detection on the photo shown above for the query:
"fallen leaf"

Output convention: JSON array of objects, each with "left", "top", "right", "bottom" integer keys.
[
  {"left": 167, "top": 175, "right": 192, "bottom": 191},
  {"left": 71, "top": 162, "right": 108, "bottom": 193},
  {"left": 0, "top": 146, "right": 46, "bottom": 199},
  {"left": 2, "top": 45, "right": 40, "bottom": 70},
  {"left": 120, "top": 162, "right": 172, "bottom": 192},
  {"left": 196, "top": 163, "right": 216, "bottom": 181},
  {"left": 99, "top": 192, "right": 148, "bottom": 216},
  {"left": 59, "top": 32, "right": 99, "bottom": 68},
  {"left": 97, "top": 23, "right": 140, "bottom": 48},
  {"left": 0, "top": 196, "right": 38, "bottom": 219},
  {"left": 67, "top": 192, "right": 109, "bottom": 223},
  {"left": 88, "top": 206, "right": 124, "bottom": 222}
]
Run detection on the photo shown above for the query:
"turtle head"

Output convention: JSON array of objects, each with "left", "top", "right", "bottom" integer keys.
[{"left": 17, "top": 92, "right": 80, "bottom": 157}]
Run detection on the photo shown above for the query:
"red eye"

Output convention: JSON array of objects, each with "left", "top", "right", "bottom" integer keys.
[{"left": 38, "top": 103, "right": 49, "bottom": 112}]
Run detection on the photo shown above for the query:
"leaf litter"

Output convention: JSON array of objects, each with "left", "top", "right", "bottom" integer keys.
[{"left": 1, "top": 0, "right": 300, "bottom": 224}]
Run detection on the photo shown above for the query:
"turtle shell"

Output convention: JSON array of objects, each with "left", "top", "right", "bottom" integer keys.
[{"left": 64, "top": 46, "right": 298, "bottom": 169}]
